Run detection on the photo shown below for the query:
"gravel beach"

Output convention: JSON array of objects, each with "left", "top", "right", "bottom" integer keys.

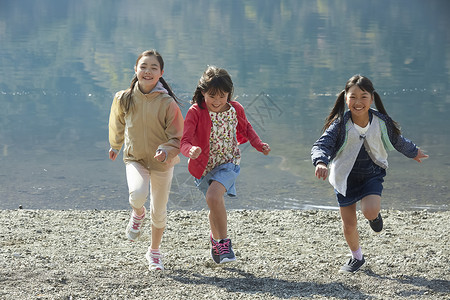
[{"left": 1, "top": 209, "right": 449, "bottom": 299}]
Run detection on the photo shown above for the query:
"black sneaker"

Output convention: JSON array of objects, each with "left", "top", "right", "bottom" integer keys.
[
  {"left": 339, "top": 256, "right": 365, "bottom": 273},
  {"left": 210, "top": 233, "right": 236, "bottom": 264},
  {"left": 369, "top": 213, "right": 383, "bottom": 233}
]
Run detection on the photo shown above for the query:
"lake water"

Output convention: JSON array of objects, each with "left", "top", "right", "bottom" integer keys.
[{"left": 1, "top": 0, "right": 449, "bottom": 211}]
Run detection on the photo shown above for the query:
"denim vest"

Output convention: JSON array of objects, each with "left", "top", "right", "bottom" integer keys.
[{"left": 329, "top": 115, "right": 394, "bottom": 196}]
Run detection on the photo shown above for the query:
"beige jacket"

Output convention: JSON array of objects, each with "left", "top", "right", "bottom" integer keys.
[{"left": 108, "top": 82, "right": 184, "bottom": 171}]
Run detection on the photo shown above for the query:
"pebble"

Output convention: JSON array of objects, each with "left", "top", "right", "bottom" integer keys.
[{"left": 0, "top": 209, "right": 448, "bottom": 299}]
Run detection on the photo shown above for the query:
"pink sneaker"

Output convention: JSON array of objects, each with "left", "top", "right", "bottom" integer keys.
[
  {"left": 125, "top": 207, "right": 146, "bottom": 241},
  {"left": 145, "top": 248, "right": 164, "bottom": 271}
]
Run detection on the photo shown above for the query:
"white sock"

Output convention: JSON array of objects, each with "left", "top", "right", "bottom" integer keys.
[
  {"left": 351, "top": 247, "right": 363, "bottom": 261},
  {"left": 133, "top": 209, "right": 145, "bottom": 218},
  {"left": 150, "top": 248, "right": 160, "bottom": 255}
]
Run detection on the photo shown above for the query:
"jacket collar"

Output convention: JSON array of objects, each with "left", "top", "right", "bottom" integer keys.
[{"left": 133, "top": 81, "right": 168, "bottom": 97}]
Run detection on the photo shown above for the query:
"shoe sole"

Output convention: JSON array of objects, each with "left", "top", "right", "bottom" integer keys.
[
  {"left": 125, "top": 227, "right": 141, "bottom": 241},
  {"left": 339, "top": 261, "right": 365, "bottom": 273},
  {"left": 338, "top": 266, "right": 364, "bottom": 273},
  {"left": 369, "top": 222, "right": 383, "bottom": 233},
  {"left": 219, "top": 257, "right": 236, "bottom": 264},
  {"left": 210, "top": 253, "right": 236, "bottom": 264}
]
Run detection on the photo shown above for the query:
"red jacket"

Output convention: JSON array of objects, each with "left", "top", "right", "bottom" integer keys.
[{"left": 181, "top": 101, "right": 265, "bottom": 179}]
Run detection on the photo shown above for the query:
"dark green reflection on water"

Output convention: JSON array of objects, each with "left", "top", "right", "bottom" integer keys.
[{"left": 0, "top": 0, "right": 449, "bottom": 210}]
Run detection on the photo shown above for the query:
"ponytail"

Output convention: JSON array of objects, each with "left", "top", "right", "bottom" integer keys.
[
  {"left": 159, "top": 77, "right": 181, "bottom": 105},
  {"left": 373, "top": 91, "right": 401, "bottom": 136},
  {"left": 373, "top": 91, "right": 387, "bottom": 115},
  {"left": 120, "top": 75, "right": 138, "bottom": 113},
  {"left": 322, "top": 90, "right": 346, "bottom": 132},
  {"left": 191, "top": 87, "right": 205, "bottom": 108}
]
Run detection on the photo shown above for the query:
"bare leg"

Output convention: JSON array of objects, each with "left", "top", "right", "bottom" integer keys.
[
  {"left": 150, "top": 225, "right": 164, "bottom": 250},
  {"left": 361, "top": 194, "right": 381, "bottom": 220},
  {"left": 339, "top": 203, "right": 360, "bottom": 251},
  {"left": 206, "top": 181, "right": 227, "bottom": 240}
]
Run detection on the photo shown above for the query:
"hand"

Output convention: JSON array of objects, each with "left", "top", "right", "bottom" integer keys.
[
  {"left": 413, "top": 148, "right": 429, "bottom": 163},
  {"left": 315, "top": 163, "right": 328, "bottom": 180},
  {"left": 189, "top": 146, "right": 202, "bottom": 159},
  {"left": 109, "top": 149, "right": 118, "bottom": 161},
  {"left": 261, "top": 143, "right": 271, "bottom": 155},
  {"left": 154, "top": 150, "right": 167, "bottom": 162}
]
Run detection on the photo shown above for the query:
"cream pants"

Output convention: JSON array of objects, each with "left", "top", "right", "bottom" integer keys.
[{"left": 126, "top": 161, "right": 174, "bottom": 228}]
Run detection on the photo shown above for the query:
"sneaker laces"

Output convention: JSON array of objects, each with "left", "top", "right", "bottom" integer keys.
[
  {"left": 150, "top": 252, "right": 162, "bottom": 264},
  {"left": 147, "top": 250, "right": 164, "bottom": 270},
  {"left": 217, "top": 239, "right": 231, "bottom": 255},
  {"left": 211, "top": 239, "right": 220, "bottom": 255},
  {"left": 130, "top": 213, "right": 144, "bottom": 231},
  {"left": 348, "top": 257, "right": 361, "bottom": 266}
]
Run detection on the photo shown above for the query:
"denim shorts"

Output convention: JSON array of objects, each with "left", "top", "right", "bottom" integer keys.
[
  {"left": 336, "top": 146, "right": 387, "bottom": 207},
  {"left": 194, "top": 163, "right": 240, "bottom": 197}
]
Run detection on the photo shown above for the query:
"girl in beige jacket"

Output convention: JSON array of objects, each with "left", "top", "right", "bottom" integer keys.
[{"left": 108, "top": 50, "right": 184, "bottom": 271}]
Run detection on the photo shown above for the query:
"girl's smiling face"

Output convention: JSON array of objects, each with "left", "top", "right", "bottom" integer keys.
[
  {"left": 134, "top": 55, "right": 164, "bottom": 94},
  {"left": 346, "top": 85, "right": 373, "bottom": 124},
  {"left": 202, "top": 90, "right": 230, "bottom": 113}
]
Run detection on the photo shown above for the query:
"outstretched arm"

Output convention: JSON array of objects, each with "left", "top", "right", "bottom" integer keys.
[{"left": 413, "top": 148, "right": 428, "bottom": 163}]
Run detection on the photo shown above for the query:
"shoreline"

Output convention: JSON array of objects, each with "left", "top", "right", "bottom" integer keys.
[{"left": 1, "top": 209, "right": 449, "bottom": 299}]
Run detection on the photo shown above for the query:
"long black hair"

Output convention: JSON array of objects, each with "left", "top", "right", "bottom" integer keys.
[
  {"left": 323, "top": 74, "right": 400, "bottom": 136},
  {"left": 120, "top": 49, "right": 180, "bottom": 113}
]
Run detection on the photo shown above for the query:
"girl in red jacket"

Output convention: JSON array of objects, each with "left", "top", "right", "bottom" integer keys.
[{"left": 181, "top": 66, "right": 270, "bottom": 264}]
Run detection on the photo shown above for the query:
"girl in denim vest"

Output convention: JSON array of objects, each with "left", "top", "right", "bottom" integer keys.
[{"left": 311, "top": 75, "right": 428, "bottom": 273}]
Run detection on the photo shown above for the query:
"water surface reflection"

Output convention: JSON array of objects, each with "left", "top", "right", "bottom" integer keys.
[{"left": 0, "top": 0, "right": 448, "bottom": 211}]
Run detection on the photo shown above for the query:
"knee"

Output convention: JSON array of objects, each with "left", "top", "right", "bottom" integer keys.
[
  {"left": 363, "top": 210, "right": 379, "bottom": 221},
  {"left": 129, "top": 189, "right": 148, "bottom": 208},
  {"left": 361, "top": 196, "right": 381, "bottom": 220},
  {"left": 205, "top": 193, "right": 223, "bottom": 209},
  {"left": 151, "top": 209, "right": 167, "bottom": 228},
  {"left": 362, "top": 205, "right": 379, "bottom": 220}
]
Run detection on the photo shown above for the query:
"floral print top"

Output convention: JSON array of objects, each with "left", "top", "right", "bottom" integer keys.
[{"left": 204, "top": 106, "right": 241, "bottom": 175}]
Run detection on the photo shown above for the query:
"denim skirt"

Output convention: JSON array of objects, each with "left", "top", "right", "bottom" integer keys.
[
  {"left": 194, "top": 162, "right": 241, "bottom": 197},
  {"left": 336, "top": 147, "right": 386, "bottom": 207}
]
